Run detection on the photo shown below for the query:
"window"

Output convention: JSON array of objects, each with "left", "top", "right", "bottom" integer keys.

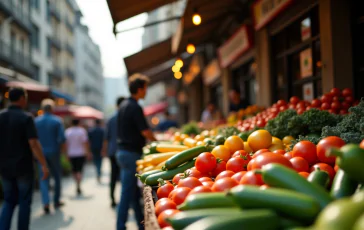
[
  {"left": 33, "top": 65, "right": 40, "bottom": 80},
  {"left": 47, "top": 38, "right": 51, "bottom": 57},
  {"left": 31, "top": 0, "right": 40, "bottom": 9},
  {"left": 32, "top": 24, "right": 39, "bottom": 50},
  {"left": 46, "top": 0, "right": 51, "bottom": 21}
]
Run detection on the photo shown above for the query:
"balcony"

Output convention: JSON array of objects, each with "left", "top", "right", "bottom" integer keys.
[
  {"left": 0, "top": 0, "right": 32, "bottom": 32},
  {"left": 66, "top": 67, "right": 75, "bottom": 80},
  {"left": 50, "top": 36, "right": 61, "bottom": 50},
  {"left": 50, "top": 4, "right": 61, "bottom": 21},
  {"left": 0, "top": 39, "right": 33, "bottom": 75},
  {"left": 65, "top": 18, "right": 74, "bottom": 31},
  {"left": 52, "top": 66, "right": 62, "bottom": 79},
  {"left": 66, "top": 43, "right": 74, "bottom": 55}
]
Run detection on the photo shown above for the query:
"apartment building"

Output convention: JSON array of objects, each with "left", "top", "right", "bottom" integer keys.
[
  {"left": 0, "top": 0, "right": 34, "bottom": 83},
  {"left": 75, "top": 11, "right": 104, "bottom": 111}
]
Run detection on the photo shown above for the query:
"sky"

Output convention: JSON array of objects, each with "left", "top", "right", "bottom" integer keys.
[{"left": 75, "top": 0, "right": 148, "bottom": 78}]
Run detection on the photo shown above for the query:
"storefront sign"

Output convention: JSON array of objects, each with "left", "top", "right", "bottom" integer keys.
[
  {"left": 300, "top": 48, "right": 313, "bottom": 78},
  {"left": 217, "top": 25, "right": 253, "bottom": 68},
  {"left": 301, "top": 18, "right": 311, "bottom": 41},
  {"left": 203, "top": 59, "right": 221, "bottom": 86},
  {"left": 303, "top": 82, "right": 314, "bottom": 101},
  {"left": 183, "top": 54, "right": 203, "bottom": 85},
  {"left": 252, "top": 0, "right": 293, "bottom": 30}
]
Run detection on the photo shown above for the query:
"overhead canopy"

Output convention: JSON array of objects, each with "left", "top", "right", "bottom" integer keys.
[
  {"left": 6, "top": 81, "right": 49, "bottom": 92},
  {"left": 54, "top": 105, "right": 104, "bottom": 120},
  {"left": 144, "top": 101, "right": 169, "bottom": 116},
  {"left": 172, "top": 0, "right": 236, "bottom": 54},
  {"left": 51, "top": 89, "right": 74, "bottom": 102},
  {"left": 107, "top": 0, "right": 178, "bottom": 26}
]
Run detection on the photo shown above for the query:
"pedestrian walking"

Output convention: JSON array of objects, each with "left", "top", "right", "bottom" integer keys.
[
  {"left": 88, "top": 119, "right": 105, "bottom": 183},
  {"left": 104, "top": 96, "right": 124, "bottom": 208},
  {"left": 116, "top": 74, "right": 157, "bottom": 230},
  {"left": 65, "top": 119, "right": 91, "bottom": 195},
  {"left": 0, "top": 87, "right": 49, "bottom": 230},
  {"left": 35, "top": 99, "right": 66, "bottom": 214}
]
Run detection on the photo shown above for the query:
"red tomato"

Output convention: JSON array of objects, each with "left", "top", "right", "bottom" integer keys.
[
  {"left": 211, "top": 160, "right": 227, "bottom": 177},
  {"left": 290, "top": 157, "right": 309, "bottom": 172},
  {"left": 321, "top": 102, "right": 330, "bottom": 110},
  {"left": 172, "top": 173, "right": 184, "bottom": 185},
  {"left": 321, "top": 94, "right": 333, "bottom": 104},
  {"left": 232, "top": 150, "right": 250, "bottom": 158},
  {"left": 296, "top": 101, "right": 306, "bottom": 109},
  {"left": 155, "top": 199, "right": 177, "bottom": 216},
  {"left": 342, "top": 88, "right": 353, "bottom": 97},
  {"left": 239, "top": 171, "right": 264, "bottom": 186},
  {"left": 260, "top": 184, "right": 269, "bottom": 190},
  {"left": 212, "top": 178, "right": 238, "bottom": 192},
  {"left": 158, "top": 209, "right": 180, "bottom": 228},
  {"left": 331, "top": 101, "right": 341, "bottom": 110},
  {"left": 273, "top": 149, "right": 286, "bottom": 155},
  {"left": 311, "top": 163, "right": 336, "bottom": 181},
  {"left": 341, "top": 101, "right": 350, "bottom": 110},
  {"left": 178, "top": 177, "right": 202, "bottom": 189},
  {"left": 155, "top": 198, "right": 171, "bottom": 208},
  {"left": 185, "top": 168, "right": 203, "bottom": 178},
  {"left": 215, "top": 170, "right": 235, "bottom": 181},
  {"left": 345, "top": 96, "right": 354, "bottom": 104},
  {"left": 292, "top": 141, "right": 318, "bottom": 165},
  {"left": 290, "top": 96, "right": 300, "bottom": 105},
  {"left": 226, "top": 157, "right": 249, "bottom": 172},
  {"left": 189, "top": 186, "right": 212, "bottom": 195},
  {"left": 232, "top": 171, "right": 247, "bottom": 183},
  {"left": 171, "top": 187, "right": 192, "bottom": 205},
  {"left": 277, "top": 99, "right": 287, "bottom": 107},
  {"left": 157, "top": 182, "right": 175, "bottom": 199},
  {"left": 283, "top": 152, "right": 293, "bottom": 160},
  {"left": 299, "top": 172, "right": 310, "bottom": 178},
  {"left": 168, "top": 189, "right": 177, "bottom": 200},
  {"left": 201, "top": 181, "right": 214, "bottom": 189},
  {"left": 330, "top": 88, "right": 341, "bottom": 96},
  {"left": 317, "top": 136, "right": 346, "bottom": 165},
  {"left": 339, "top": 109, "right": 348, "bottom": 115},
  {"left": 195, "top": 152, "right": 217, "bottom": 174},
  {"left": 199, "top": 177, "right": 213, "bottom": 183},
  {"left": 360, "top": 139, "right": 364, "bottom": 149},
  {"left": 247, "top": 158, "right": 256, "bottom": 171},
  {"left": 254, "top": 152, "right": 292, "bottom": 169},
  {"left": 252, "top": 149, "right": 271, "bottom": 158},
  {"left": 311, "top": 99, "right": 322, "bottom": 108}
]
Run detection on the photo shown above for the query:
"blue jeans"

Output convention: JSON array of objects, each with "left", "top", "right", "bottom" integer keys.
[
  {"left": 0, "top": 174, "right": 34, "bottom": 230},
  {"left": 38, "top": 153, "right": 62, "bottom": 206},
  {"left": 92, "top": 150, "right": 102, "bottom": 178},
  {"left": 116, "top": 150, "right": 144, "bottom": 230}
]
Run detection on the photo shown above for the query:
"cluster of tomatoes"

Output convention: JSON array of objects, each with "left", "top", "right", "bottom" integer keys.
[
  {"left": 154, "top": 130, "right": 352, "bottom": 229},
  {"left": 238, "top": 88, "right": 357, "bottom": 132}
]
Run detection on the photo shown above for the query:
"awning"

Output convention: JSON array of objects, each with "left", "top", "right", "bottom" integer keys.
[
  {"left": 171, "top": 0, "right": 235, "bottom": 54},
  {"left": 144, "top": 101, "right": 168, "bottom": 116},
  {"left": 6, "top": 81, "right": 49, "bottom": 92},
  {"left": 53, "top": 105, "right": 104, "bottom": 120},
  {"left": 51, "top": 89, "right": 74, "bottom": 102},
  {"left": 107, "top": 0, "right": 178, "bottom": 26}
]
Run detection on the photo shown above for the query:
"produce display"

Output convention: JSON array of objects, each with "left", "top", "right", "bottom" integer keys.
[{"left": 136, "top": 87, "right": 364, "bottom": 230}]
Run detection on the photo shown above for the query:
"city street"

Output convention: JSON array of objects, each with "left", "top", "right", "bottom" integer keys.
[{"left": 4, "top": 163, "right": 138, "bottom": 230}]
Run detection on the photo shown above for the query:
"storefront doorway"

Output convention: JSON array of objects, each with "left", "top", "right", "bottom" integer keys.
[
  {"left": 232, "top": 60, "right": 257, "bottom": 106},
  {"left": 352, "top": 1, "right": 364, "bottom": 99}
]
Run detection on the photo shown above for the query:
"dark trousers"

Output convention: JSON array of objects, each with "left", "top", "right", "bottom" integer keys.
[
  {"left": 92, "top": 150, "right": 102, "bottom": 178},
  {"left": 0, "top": 174, "right": 34, "bottom": 230},
  {"left": 109, "top": 155, "right": 119, "bottom": 203}
]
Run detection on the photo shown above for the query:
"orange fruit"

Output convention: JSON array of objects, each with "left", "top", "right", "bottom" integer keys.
[{"left": 224, "top": 136, "right": 245, "bottom": 154}]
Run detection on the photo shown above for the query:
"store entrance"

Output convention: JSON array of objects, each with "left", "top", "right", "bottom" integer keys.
[
  {"left": 232, "top": 60, "right": 256, "bottom": 106},
  {"left": 352, "top": 1, "right": 364, "bottom": 99}
]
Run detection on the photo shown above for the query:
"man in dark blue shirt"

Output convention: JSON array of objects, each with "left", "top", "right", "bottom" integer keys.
[
  {"left": 88, "top": 119, "right": 105, "bottom": 183},
  {"left": 156, "top": 111, "right": 178, "bottom": 132},
  {"left": 35, "top": 99, "right": 66, "bottom": 214},
  {"left": 116, "top": 74, "right": 157, "bottom": 230},
  {"left": 0, "top": 88, "right": 49, "bottom": 230},
  {"left": 104, "top": 96, "right": 124, "bottom": 208}
]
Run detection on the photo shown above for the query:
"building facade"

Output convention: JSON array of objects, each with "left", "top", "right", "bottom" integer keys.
[
  {"left": 0, "top": 0, "right": 33, "bottom": 82},
  {"left": 74, "top": 12, "right": 104, "bottom": 111}
]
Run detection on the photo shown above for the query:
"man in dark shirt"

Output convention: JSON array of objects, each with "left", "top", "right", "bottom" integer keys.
[
  {"left": 88, "top": 119, "right": 105, "bottom": 183},
  {"left": 0, "top": 88, "right": 49, "bottom": 230},
  {"left": 116, "top": 74, "right": 156, "bottom": 230},
  {"left": 228, "top": 88, "right": 250, "bottom": 113},
  {"left": 103, "top": 96, "right": 124, "bottom": 208}
]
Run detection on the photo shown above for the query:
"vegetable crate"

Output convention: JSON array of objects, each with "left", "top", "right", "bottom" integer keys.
[{"left": 143, "top": 186, "right": 161, "bottom": 230}]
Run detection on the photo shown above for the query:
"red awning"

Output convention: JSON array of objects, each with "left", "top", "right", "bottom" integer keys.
[
  {"left": 6, "top": 81, "right": 49, "bottom": 92},
  {"left": 144, "top": 102, "right": 168, "bottom": 116},
  {"left": 53, "top": 105, "right": 104, "bottom": 120}
]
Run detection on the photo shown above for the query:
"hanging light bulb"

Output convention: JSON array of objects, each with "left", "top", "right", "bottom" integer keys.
[
  {"left": 175, "top": 58, "right": 184, "bottom": 68},
  {"left": 186, "top": 43, "right": 196, "bottom": 54},
  {"left": 172, "top": 65, "right": 180, "bottom": 73},
  {"left": 192, "top": 10, "right": 201, "bottom": 26},
  {"left": 174, "top": 71, "right": 182, "bottom": 79}
]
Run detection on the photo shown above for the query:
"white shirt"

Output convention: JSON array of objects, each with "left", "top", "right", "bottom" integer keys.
[{"left": 65, "top": 126, "right": 88, "bottom": 157}]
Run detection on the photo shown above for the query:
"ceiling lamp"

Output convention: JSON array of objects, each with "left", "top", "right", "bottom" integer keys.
[
  {"left": 175, "top": 58, "right": 184, "bottom": 68},
  {"left": 174, "top": 71, "right": 182, "bottom": 79},
  {"left": 192, "top": 9, "right": 201, "bottom": 26},
  {"left": 172, "top": 65, "right": 180, "bottom": 73},
  {"left": 186, "top": 43, "right": 196, "bottom": 54}
]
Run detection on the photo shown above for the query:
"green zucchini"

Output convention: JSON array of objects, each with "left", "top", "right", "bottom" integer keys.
[
  {"left": 144, "top": 160, "right": 195, "bottom": 186},
  {"left": 307, "top": 168, "right": 330, "bottom": 189},
  {"left": 166, "top": 208, "right": 242, "bottom": 230},
  {"left": 183, "top": 210, "right": 280, "bottom": 230},
  {"left": 136, "top": 169, "right": 162, "bottom": 183},
  {"left": 178, "top": 192, "right": 237, "bottom": 211},
  {"left": 258, "top": 163, "right": 333, "bottom": 209},
  {"left": 164, "top": 146, "right": 207, "bottom": 170},
  {"left": 227, "top": 185, "right": 320, "bottom": 223},
  {"left": 330, "top": 169, "right": 358, "bottom": 199}
]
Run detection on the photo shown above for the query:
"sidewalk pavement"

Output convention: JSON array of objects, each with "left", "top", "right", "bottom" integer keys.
[{"left": 4, "top": 162, "right": 139, "bottom": 230}]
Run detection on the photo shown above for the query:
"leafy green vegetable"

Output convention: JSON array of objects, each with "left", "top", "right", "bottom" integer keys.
[
  {"left": 265, "top": 110, "right": 300, "bottom": 139},
  {"left": 218, "top": 126, "right": 240, "bottom": 138},
  {"left": 181, "top": 122, "right": 200, "bottom": 136}
]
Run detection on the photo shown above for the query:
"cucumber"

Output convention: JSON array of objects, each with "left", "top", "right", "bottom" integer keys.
[
  {"left": 259, "top": 163, "right": 333, "bottom": 209},
  {"left": 178, "top": 193, "right": 237, "bottom": 211},
  {"left": 183, "top": 210, "right": 280, "bottom": 230},
  {"left": 307, "top": 168, "right": 330, "bottom": 189},
  {"left": 136, "top": 169, "right": 162, "bottom": 183},
  {"left": 227, "top": 185, "right": 320, "bottom": 223},
  {"left": 166, "top": 208, "right": 242, "bottom": 230},
  {"left": 165, "top": 146, "right": 207, "bottom": 170},
  {"left": 330, "top": 169, "right": 358, "bottom": 199},
  {"left": 144, "top": 160, "right": 195, "bottom": 186}
]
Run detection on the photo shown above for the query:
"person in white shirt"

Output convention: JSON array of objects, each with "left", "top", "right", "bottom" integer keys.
[
  {"left": 201, "top": 102, "right": 216, "bottom": 123},
  {"left": 65, "top": 119, "right": 91, "bottom": 195}
]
